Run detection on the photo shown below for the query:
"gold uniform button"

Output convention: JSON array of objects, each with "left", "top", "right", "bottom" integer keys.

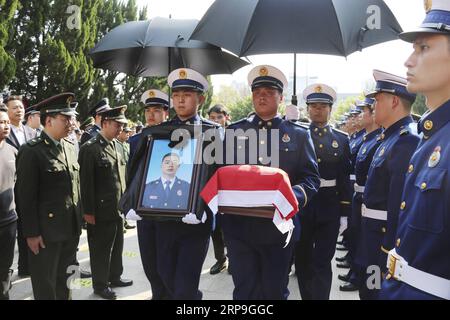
[
  {"left": 285, "top": 148, "right": 289, "bottom": 152},
  {"left": 408, "top": 164, "right": 414, "bottom": 173},
  {"left": 400, "top": 201, "right": 406, "bottom": 210},
  {"left": 424, "top": 120, "right": 433, "bottom": 131},
  {"left": 421, "top": 182, "right": 427, "bottom": 190},
  {"left": 381, "top": 227, "right": 386, "bottom": 233},
  {"left": 324, "top": 128, "right": 328, "bottom": 133},
  {"left": 318, "top": 158, "right": 322, "bottom": 163},
  {"left": 319, "top": 144, "right": 323, "bottom": 149},
  {"left": 319, "top": 133, "right": 323, "bottom": 137},
  {"left": 396, "top": 238, "right": 401, "bottom": 247},
  {"left": 48, "top": 213, "right": 54, "bottom": 218},
  {"left": 314, "top": 128, "right": 319, "bottom": 132}
]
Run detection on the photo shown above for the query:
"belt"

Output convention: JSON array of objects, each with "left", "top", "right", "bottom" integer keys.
[
  {"left": 354, "top": 183, "right": 365, "bottom": 193},
  {"left": 320, "top": 179, "right": 337, "bottom": 188},
  {"left": 350, "top": 174, "right": 356, "bottom": 181},
  {"left": 387, "top": 249, "right": 450, "bottom": 300},
  {"left": 361, "top": 204, "right": 387, "bottom": 221}
]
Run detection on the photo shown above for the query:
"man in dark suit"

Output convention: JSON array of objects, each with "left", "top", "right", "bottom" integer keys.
[
  {"left": 79, "top": 105, "right": 133, "bottom": 300},
  {"left": 4, "top": 95, "right": 37, "bottom": 278},
  {"left": 15, "top": 93, "right": 82, "bottom": 300}
]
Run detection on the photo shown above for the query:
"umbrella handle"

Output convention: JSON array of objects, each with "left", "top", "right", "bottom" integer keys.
[{"left": 291, "top": 95, "right": 298, "bottom": 106}]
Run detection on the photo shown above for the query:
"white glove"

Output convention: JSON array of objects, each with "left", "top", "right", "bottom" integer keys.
[
  {"left": 339, "top": 216, "right": 348, "bottom": 234},
  {"left": 126, "top": 209, "right": 142, "bottom": 221},
  {"left": 182, "top": 212, "right": 207, "bottom": 224},
  {"left": 285, "top": 104, "right": 300, "bottom": 121}
]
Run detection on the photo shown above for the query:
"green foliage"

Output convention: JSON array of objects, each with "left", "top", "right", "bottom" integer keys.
[
  {"left": 0, "top": 0, "right": 20, "bottom": 87},
  {"left": 411, "top": 93, "right": 427, "bottom": 116}
]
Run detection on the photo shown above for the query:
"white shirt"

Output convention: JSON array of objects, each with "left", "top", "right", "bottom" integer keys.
[
  {"left": 161, "top": 177, "right": 176, "bottom": 190},
  {"left": 10, "top": 124, "right": 26, "bottom": 146}
]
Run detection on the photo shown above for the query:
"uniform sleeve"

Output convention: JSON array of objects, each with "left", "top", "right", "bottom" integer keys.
[
  {"left": 15, "top": 146, "right": 41, "bottom": 238},
  {"left": 78, "top": 145, "right": 96, "bottom": 216},
  {"left": 292, "top": 130, "right": 320, "bottom": 208},
  {"left": 380, "top": 135, "right": 420, "bottom": 269},
  {"left": 337, "top": 135, "right": 353, "bottom": 217}
]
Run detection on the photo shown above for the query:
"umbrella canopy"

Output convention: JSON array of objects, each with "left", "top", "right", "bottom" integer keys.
[
  {"left": 191, "top": 0, "right": 403, "bottom": 57},
  {"left": 190, "top": 0, "right": 403, "bottom": 103},
  {"left": 90, "top": 17, "right": 249, "bottom": 77}
]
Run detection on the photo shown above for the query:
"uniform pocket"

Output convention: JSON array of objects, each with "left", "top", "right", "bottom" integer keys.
[{"left": 408, "top": 168, "right": 446, "bottom": 233}]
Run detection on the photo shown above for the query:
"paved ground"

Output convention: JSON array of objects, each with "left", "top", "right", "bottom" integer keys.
[{"left": 9, "top": 224, "right": 359, "bottom": 300}]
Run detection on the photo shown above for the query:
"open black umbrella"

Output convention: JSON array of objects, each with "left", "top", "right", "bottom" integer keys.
[
  {"left": 190, "top": 0, "right": 403, "bottom": 104},
  {"left": 89, "top": 17, "right": 249, "bottom": 77}
]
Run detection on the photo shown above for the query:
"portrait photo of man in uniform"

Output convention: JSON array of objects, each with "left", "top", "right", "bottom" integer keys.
[{"left": 141, "top": 139, "right": 197, "bottom": 212}]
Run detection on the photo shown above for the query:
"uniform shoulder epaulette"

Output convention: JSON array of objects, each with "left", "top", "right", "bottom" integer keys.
[
  {"left": 228, "top": 118, "right": 247, "bottom": 127},
  {"left": 333, "top": 128, "right": 349, "bottom": 137},
  {"left": 286, "top": 120, "right": 309, "bottom": 130},
  {"left": 27, "top": 136, "right": 43, "bottom": 147},
  {"left": 400, "top": 128, "right": 410, "bottom": 136}
]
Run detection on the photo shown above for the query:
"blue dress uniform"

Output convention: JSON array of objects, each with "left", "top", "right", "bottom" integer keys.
[
  {"left": 124, "top": 69, "right": 219, "bottom": 300},
  {"left": 221, "top": 65, "right": 320, "bottom": 300},
  {"left": 359, "top": 70, "right": 420, "bottom": 300},
  {"left": 350, "top": 125, "right": 383, "bottom": 286},
  {"left": 153, "top": 114, "right": 217, "bottom": 300},
  {"left": 80, "top": 98, "right": 110, "bottom": 145},
  {"left": 128, "top": 89, "right": 170, "bottom": 299},
  {"left": 294, "top": 84, "right": 352, "bottom": 300},
  {"left": 380, "top": 1, "right": 450, "bottom": 300},
  {"left": 142, "top": 177, "right": 190, "bottom": 210}
]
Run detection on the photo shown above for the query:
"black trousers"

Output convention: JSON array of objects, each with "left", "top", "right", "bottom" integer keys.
[
  {"left": 137, "top": 219, "right": 169, "bottom": 300},
  {"left": 28, "top": 235, "right": 79, "bottom": 300},
  {"left": 0, "top": 221, "right": 17, "bottom": 299},
  {"left": 87, "top": 219, "right": 124, "bottom": 291},
  {"left": 16, "top": 217, "right": 29, "bottom": 274},
  {"left": 295, "top": 213, "right": 340, "bottom": 300},
  {"left": 211, "top": 224, "right": 226, "bottom": 262}
]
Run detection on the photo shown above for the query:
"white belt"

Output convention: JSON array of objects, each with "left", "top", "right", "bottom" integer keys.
[
  {"left": 350, "top": 174, "right": 356, "bottom": 181},
  {"left": 320, "top": 179, "right": 337, "bottom": 188},
  {"left": 387, "top": 249, "right": 450, "bottom": 300},
  {"left": 361, "top": 204, "right": 387, "bottom": 221},
  {"left": 354, "top": 183, "right": 365, "bottom": 193}
]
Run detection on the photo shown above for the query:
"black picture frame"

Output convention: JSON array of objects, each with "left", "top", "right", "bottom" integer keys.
[{"left": 136, "top": 124, "right": 208, "bottom": 218}]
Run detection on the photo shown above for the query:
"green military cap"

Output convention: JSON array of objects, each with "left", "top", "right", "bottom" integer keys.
[
  {"left": 32, "top": 92, "right": 78, "bottom": 116},
  {"left": 98, "top": 105, "right": 128, "bottom": 124},
  {"left": 80, "top": 117, "right": 95, "bottom": 130}
]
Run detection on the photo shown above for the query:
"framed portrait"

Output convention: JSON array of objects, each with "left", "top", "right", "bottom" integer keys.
[{"left": 135, "top": 124, "right": 214, "bottom": 219}]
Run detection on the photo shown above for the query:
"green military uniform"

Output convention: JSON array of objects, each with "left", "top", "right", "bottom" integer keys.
[
  {"left": 15, "top": 93, "right": 82, "bottom": 300},
  {"left": 78, "top": 106, "right": 128, "bottom": 295}
]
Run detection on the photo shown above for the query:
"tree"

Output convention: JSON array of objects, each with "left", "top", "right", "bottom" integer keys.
[
  {"left": 0, "top": 0, "right": 20, "bottom": 88},
  {"left": 412, "top": 93, "right": 427, "bottom": 116}
]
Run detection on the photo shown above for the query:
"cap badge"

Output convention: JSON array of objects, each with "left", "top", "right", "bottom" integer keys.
[
  {"left": 179, "top": 69, "right": 187, "bottom": 79},
  {"left": 332, "top": 140, "right": 339, "bottom": 149},
  {"left": 428, "top": 146, "right": 441, "bottom": 168},
  {"left": 282, "top": 133, "right": 291, "bottom": 143},
  {"left": 259, "top": 67, "right": 268, "bottom": 76},
  {"left": 424, "top": 120, "right": 433, "bottom": 131},
  {"left": 315, "top": 85, "right": 323, "bottom": 93},
  {"left": 149, "top": 91, "right": 155, "bottom": 98}
]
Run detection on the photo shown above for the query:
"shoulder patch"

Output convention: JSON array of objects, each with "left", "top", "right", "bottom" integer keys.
[{"left": 27, "top": 137, "right": 43, "bottom": 147}]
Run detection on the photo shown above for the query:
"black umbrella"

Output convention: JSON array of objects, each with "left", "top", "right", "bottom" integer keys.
[
  {"left": 89, "top": 17, "right": 249, "bottom": 77},
  {"left": 190, "top": 0, "right": 403, "bottom": 104}
]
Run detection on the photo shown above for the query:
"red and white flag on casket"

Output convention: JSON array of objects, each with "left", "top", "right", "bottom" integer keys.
[{"left": 200, "top": 165, "right": 299, "bottom": 236}]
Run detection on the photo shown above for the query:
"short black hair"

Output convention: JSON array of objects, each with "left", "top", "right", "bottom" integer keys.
[
  {"left": 0, "top": 103, "right": 7, "bottom": 112},
  {"left": 161, "top": 152, "right": 180, "bottom": 163},
  {"left": 40, "top": 113, "right": 56, "bottom": 127},
  {"left": 207, "top": 104, "right": 229, "bottom": 116},
  {"left": 4, "top": 95, "right": 23, "bottom": 104}
]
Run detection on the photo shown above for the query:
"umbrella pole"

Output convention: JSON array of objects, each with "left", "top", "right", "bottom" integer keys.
[{"left": 291, "top": 53, "right": 298, "bottom": 106}]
